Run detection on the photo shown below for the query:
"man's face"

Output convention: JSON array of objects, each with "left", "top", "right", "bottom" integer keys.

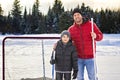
[{"left": 73, "top": 12, "right": 82, "bottom": 24}]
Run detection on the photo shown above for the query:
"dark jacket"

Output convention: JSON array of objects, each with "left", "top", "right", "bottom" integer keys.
[{"left": 54, "top": 40, "right": 78, "bottom": 72}]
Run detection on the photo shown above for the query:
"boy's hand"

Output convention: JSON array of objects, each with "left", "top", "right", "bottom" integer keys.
[
  {"left": 72, "top": 70, "right": 78, "bottom": 79},
  {"left": 50, "top": 59, "right": 55, "bottom": 64}
]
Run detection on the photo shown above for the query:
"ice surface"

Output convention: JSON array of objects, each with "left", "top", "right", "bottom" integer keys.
[{"left": 0, "top": 34, "right": 120, "bottom": 80}]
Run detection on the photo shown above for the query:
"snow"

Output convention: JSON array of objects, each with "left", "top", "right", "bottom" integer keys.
[{"left": 0, "top": 34, "right": 120, "bottom": 80}]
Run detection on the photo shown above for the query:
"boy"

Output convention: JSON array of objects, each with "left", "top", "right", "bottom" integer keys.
[{"left": 50, "top": 30, "right": 78, "bottom": 80}]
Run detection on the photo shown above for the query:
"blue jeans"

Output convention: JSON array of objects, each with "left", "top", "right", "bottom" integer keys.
[{"left": 77, "top": 58, "right": 98, "bottom": 80}]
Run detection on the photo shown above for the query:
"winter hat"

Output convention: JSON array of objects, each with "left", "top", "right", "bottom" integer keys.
[
  {"left": 61, "top": 30, "right": 71, "bottom": 39},
  {"left": 72, "top": 8, "right": 83, "bottom": 15}
]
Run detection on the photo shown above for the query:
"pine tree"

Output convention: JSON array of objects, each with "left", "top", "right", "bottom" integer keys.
[
  {"left": 99, "top": 9, "right": 108, "bottom": 33},
  {"left": 0, "top": 4, "right": 5, "bottom": 34},
  {"left": 32, "top": 0, "right": 39, "bottom": 16},
  {"left": 6, "top": 12, "right": 13, "bottom": 34},
  {"left": 11, "top": 0, "right": 22, "bottom": 34},
  {"left": 117, "top": 9, "right": 120, "bottom": 33},
  {"left": 52, "top": 0, "right": 64, "bottom": 16},
  {"left": 20, "top": 7, "right": 27, "bottom": 34},
  {"left": 80, "top": 3, "right": 93, "bottom": 18},
  {"left": 106, "top": 10, "right": 115, "bottom": 33},
  {"left": 94, "top": 9, "right": 101, "bottom": 28},
  {"left": 31, "top": 0, "right": 44, "bottom": 34},
  {"left": 25, "top": 10, "right": 33, "bottom": 34},
  {"left": 23, "top": 7, "right": 27, "bottom": 20},
  {"left": 0, "top": 4, "right": 3, "bottom": 16},
  {"left": 59, "top": 11, "right": 73, "bottom": 32},
  {"left": 46, "top": 6, "right": 55, "bottom": 33},
  {"left": 52, "top": 0, "right": 64, "bottom": 33}
]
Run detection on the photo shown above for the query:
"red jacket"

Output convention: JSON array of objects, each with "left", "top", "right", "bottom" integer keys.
[{"left": 68, "top": 20, "right": 103, "bottom": 59}]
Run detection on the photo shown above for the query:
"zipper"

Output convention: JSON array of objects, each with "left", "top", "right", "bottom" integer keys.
[
  {"left": 79, "top": 26, "right": 85, "bottom": 57},
  {"left": 62, "top": 46, "right": 65, "bottom": 70}
]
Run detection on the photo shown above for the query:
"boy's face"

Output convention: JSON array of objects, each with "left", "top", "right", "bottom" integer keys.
[{"left": 61, "top": 35, "right": 70, "bottom": 44}]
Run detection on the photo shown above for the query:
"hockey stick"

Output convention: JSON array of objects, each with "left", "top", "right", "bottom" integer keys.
[
  {"left": 51, "top": 50, "right": 55, "bottom": 80},
  {"left": 91, "top": 18, "right": 97, "bottom": 80}
]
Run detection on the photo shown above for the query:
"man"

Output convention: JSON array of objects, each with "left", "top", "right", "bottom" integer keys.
[{"left": 68, "top": 8, "right": 103, "bottom": 80}]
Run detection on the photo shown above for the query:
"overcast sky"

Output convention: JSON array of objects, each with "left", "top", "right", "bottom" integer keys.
[{"left": 0, "top": 0, "right": 120, "bottom": 15}]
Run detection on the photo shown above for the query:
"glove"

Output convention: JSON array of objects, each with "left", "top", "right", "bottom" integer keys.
[
  {"left": 50, "top": 59, "right": 55, "bottom": 65},
  {"left": 72, "top": 70, "right": 78, "bottom": 79}
]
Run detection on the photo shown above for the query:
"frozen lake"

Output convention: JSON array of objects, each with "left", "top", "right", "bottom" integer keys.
[{"left": 0, "top": 34, "right": 120, "bottom": 80}]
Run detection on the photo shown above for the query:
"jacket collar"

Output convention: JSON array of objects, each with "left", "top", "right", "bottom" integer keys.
[
  {"left": 73, "top": 20, "right": 90, "bottom": 27},
  {"left": 58, "top": 40, "right": 72, "bottom": 48},
  {"left": 73, "top": 17, "right": 90, "bottom": 27},
  {"left": 73, "top": 22, "right": 81, "bottom": 27}
]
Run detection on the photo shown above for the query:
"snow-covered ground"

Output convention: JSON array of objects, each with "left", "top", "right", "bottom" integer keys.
[{"left": 0, "top": 34, "right": 120, "bottom": 80}]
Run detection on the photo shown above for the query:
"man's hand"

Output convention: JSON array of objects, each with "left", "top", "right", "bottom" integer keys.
[{"left": 91, "top": 32, "right": 96, "bottom": 39}]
